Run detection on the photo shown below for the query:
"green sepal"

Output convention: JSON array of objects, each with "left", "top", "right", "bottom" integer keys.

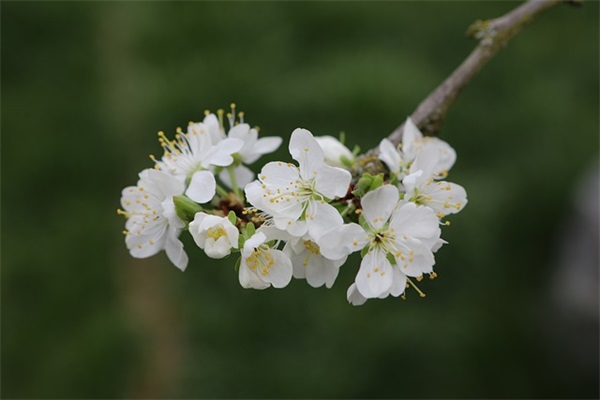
[
  {"left": 370, "top": 173, "right": 384, "bottom": 191},
  {"left": 233, "top": 256, "right": 241, "bottom": 272},
  {"left": 231, "top": 153, "right": 243, "bottom": 167},
  {"left": 340, "top": 155, "right": 354, "bottom": 168},
  {"left": 360, "top": 246, "right": 369, "bottom": 258},
  {"left": 358, "top": 214, "right": 369, "bottom": 230},
  {"left": 351, "top": 145, "right": 361, "bottom": 157},
  {"left": 173, "top": 195, "right": 203, "bottom": 223},
  {"left": 245, "top": 222, "right": 256, "bottom": 237},
  {"left": 353, "top": 172, "right": 385, "bottom": 198},
  {"left": 227, "top": 210, "right": 237, "bottom": 225},
  {"left": 339, "top": 131, "right": 346, "bottom": 145},
  {"left": 386, "top": 252, "right": 397, "bottom": 265}
]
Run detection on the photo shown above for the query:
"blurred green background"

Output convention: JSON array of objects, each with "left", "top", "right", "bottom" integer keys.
[{"left": 2, "top": 1, "right": 598, "bottom": 398}]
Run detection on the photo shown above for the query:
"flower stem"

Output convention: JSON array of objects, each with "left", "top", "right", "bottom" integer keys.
[
  {"left": 227, "top": 166, "right": 242, "bottom": 200},
  {"left": 216, "top": 184, "right": 230, "bottom": 199},
  {"left": 340, "top": 203, "right": 355, "bottom": 218}
]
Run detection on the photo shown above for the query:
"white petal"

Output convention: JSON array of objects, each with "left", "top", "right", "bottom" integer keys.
[
  {"left": 360, "top": 185, "right": 399, "bottom": 230},
  {"left": 305, "top": 255, "right": 344, "bottom": 289},
  {"left": 389, "top": 267, "right": 407, "bottom": 297},
  {"left": 202, "top": 113, "right": 225, "bottom": 144},
  {"left": 126, "top": 226, "right": 167, "bottom": 259},
  {"left": 355, "top": 249, "right": 394, "bottom": 298},
  {"left": 218, "top": 165, "right": 256, "bottom": 189},
  {"left": 164, "top": 228, "right": 188, "bottom": 271},
  {"left": 425, "top": 181, "right": 468, "bottom": 216},
  {"left": 390, "top": 202, "right": 440, "bottom": 240},
  {"left": 347, "top": 283, "right": 368, "bottom": 306},
  {"left": 243, "top": 136, "right": 283, "bottom": 164},
  {"left": 409, "top": 145, "right": 439, "bottom": 178},
  {"left": 427, "top": 138, "right": 456, "bottom": 173},
  {"left": 258, "top": 225, "right": 294, "bottom": 242},
  {"left": 160, "top": 197, "right": 186, "bottom": 229},
  {"left": 379, "top": 139, "right": 402, "bottom": 175},
  {"left": 305, "top": 200, "right": 344, "bottom": 241},
  {"left": 402, "top": 170, "right": 423, "bottom": 195},
  {"left": 313, "top": 164, "right": 351, "bottom": 199},
  {"left": 260, "top": 249, "right": 293, "bottom": 289},
  {"left": 289, "top": 128, "right": 324, "bottom": 180},
  {"left": 395, "top": 237, "right": 435, "bottom": 277},
  {"left": 243, "top": 231, "right": 267, "bottom": 256},
  {"left": 239, "top": 262, "right": 270, "bottom": 290},
  {"left": 188, "top": 213, "right": 208, "bottom": 248},
  {"left": 402, "top": 117, "right": 423, "bottom": 158},
  {"left": 315, "top": 136, "right": 354, "bottom": 168},
  {"left": 140, "top": 169, "right": 185, "bottom": 199},
  {"left": 227, "top": 123, "right": 252, "bottom": 140},
  {"left": 205, "top": 236, "right": 232, "bottom": 259},
  {"left": 204, "top": 138, "right": 245, "bottom": 167},
  {"left": 318, "top": 223, "right": 368, "bottom": 260},
  {"left": 273, "top": 216, "right": 308, "bottom": 237},
  {"left": 244, "top": 180, "right": 268, "bottom": 210},
  {"left": 259, "top": 161, "right": 300, "bottom": 186},
  {"left": 284, "top": 241, "right": 307, "bottom": 280},
  {"left": 185, "top": 170, "right": 216, "bottom": 204}
]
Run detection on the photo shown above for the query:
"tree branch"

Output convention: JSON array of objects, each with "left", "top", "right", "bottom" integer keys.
[{"left": 385, "top": 0, "right": 581, "bottom": 146}]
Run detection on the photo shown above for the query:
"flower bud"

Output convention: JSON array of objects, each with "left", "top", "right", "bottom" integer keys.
[
  {"left": 173, "top": 195, "right": 203, "bottom": 223},
  {"left": 314, "top": 136, "right": 355, "bottom": 168}
]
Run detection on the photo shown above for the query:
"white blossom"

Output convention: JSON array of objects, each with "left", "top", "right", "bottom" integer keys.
[
  {"left": 154, "top": 124, "right": 243, "bottom": 203},
  {"left": 189, "top": 213, "right": 239, "bottom": 259},
  {"left": 379, "top": 118, "right": 456, "bottom": 180},
  {"left": 239, "top": 230, "right": 293, "bottom": 290},
  {"left": 284, "top": 236, "right": 348, "bottom": 289},
  {"left": 402, "top": 146, "right": 468, "bottom": 218},
  {"left": 320, "top": 185, "right": 441, "bottom": 302},
  {"left": 218, "top": 123, "right": 282, "bottom": 189},
  {"left": 119, "top": 169, "right": 189, "bottom": 271},
  {"left": 245, "top": 128, "right": 351, "bottom": 239}
]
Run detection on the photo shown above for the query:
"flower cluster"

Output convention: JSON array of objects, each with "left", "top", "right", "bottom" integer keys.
[{"left": 118, "top": 106, "right": 467, "bottom": 305}]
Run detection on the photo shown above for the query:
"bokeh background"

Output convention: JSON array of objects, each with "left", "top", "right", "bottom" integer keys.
[{"left": 2, "top": 1, "right": 598, "bottom": 398}]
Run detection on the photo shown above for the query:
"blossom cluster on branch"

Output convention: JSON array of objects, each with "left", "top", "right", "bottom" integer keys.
[{"left": 118, "top": 105, "right": 467, "bottom": 305}]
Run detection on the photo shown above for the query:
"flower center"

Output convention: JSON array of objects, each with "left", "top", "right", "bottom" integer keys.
[
  {"left": 246, "top": 246, "right": 274, "bottom": 276},
  {"left": 301, "top": 240, "right": 321, "bottom": 266},
  {"left": 207, "top": 226, "right": 227, "bottom": 240}
]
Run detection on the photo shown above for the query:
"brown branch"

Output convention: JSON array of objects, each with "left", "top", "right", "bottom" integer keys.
[{"left": 385, "top": 0, "right": 581, "bottom": 146}]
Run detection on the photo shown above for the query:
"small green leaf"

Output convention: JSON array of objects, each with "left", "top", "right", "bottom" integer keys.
[
  {"left": 246, "top": 222, "right": 256, "bottom": 237},
  {"left": 227, "top": 210, "right": 237, "bottom": 225}
]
